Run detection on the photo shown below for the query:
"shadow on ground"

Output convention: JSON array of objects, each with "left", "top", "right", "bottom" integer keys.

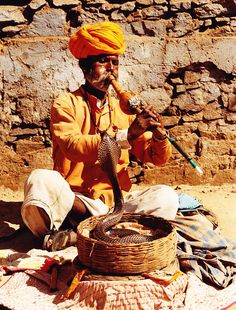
[{"left": 0, "top": 200, "right": 41, "bottom": 252}]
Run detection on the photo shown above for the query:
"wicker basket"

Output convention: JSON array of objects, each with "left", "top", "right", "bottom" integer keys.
[{"left": 77, "top": 213, "right": 177, "bottom": 275}]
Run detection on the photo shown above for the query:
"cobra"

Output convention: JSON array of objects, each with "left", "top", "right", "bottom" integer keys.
[{"left": 93, "top": 131, "right": 159, "bottom": 244}]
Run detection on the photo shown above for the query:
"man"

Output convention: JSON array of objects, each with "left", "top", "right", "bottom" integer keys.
[{"left": 21, "top": 21, "right": 179, "bottom": 251}]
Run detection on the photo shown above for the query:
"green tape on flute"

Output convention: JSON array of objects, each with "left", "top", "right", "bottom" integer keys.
[{"left": 168, "top": 136, "right": 203, "bottom": 175}]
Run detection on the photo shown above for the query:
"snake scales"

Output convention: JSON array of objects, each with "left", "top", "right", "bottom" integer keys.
[{"left": 93, "top": 132, "right": 159, "bottom": 244}]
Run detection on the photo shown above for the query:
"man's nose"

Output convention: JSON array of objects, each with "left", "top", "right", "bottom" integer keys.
[{"left": 106, "top": 60, "right": 115, "bottom": 71}]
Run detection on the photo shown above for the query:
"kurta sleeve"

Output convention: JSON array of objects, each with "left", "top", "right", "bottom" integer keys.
[{"left": 129, "top": 131, "right": 172, "bottom": 166}]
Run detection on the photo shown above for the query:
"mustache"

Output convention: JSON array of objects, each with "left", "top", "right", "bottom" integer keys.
[{"left": 92, "top": 73, "right": 118, "bottom": 85}]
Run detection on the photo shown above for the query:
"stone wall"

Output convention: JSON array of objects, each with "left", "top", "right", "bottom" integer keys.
[{"left": 0, "top": 0, "right": 235, "bottom": 190}]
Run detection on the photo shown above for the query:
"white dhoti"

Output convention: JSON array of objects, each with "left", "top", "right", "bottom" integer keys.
[{"left": 21, "top": 169, "right": 179, "bottom": 237}]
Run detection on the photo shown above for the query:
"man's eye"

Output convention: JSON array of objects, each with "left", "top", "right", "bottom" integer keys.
[
  {"left": 98, "top": 57, "right": 119, "bottom": 65},
  {"left": 99, "top": 57, "right": 108, "bottom": 63}
]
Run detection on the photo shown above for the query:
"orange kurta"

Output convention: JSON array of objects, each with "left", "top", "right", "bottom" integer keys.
[{"left": 50, "top": 86, "right": 172, "bottom": 208}]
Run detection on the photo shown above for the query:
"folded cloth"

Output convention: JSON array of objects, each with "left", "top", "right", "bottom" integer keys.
[
  {"left": 178, "top": 192, "right": 201, "bottom": 212},
  {"left": 0, "top": 247, "right": 77, "bottom": 271},
  {"left": 171, "top": 213, "right": 236, "bottom": 288}
]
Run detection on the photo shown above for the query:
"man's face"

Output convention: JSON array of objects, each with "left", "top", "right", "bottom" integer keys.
[{"left": 83, "top": 54, "right": 119, "bottom": 93}]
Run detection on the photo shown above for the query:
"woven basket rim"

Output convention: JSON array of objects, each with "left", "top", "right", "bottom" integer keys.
[{"left": 77, "top": 213, "right": 175, "bottom": 246}]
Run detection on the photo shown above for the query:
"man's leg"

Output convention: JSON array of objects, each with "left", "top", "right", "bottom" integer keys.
[
  {"left": 124, "top": 185, "right": 179, "bottom": 220},
  {"left": 66, "top": 196, "right": 91, "bottom": 227},
  {"left": 23, "top": 205, "right": 51, "bottom": 238},
  {"left": 21, "top": 169, "right": 76, "bottom": 235},
  {"left": 21, "top": 169, "right": 109, "bottom": 250},
  {"left": 22, "top": 196, "right": 88, "bottom": 238}
]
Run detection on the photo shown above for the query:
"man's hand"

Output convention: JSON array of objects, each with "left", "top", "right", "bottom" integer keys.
[
  {"left": 127, "top": 105, "right": 166, "bottom": 142},
  {"left": 106, "top": 125, "right": 118, "bottom": 138}
]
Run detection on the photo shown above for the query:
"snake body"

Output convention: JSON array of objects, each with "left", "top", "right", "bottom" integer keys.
[{"left": 93, "top": 132, "right": 158, "bottom": 244}]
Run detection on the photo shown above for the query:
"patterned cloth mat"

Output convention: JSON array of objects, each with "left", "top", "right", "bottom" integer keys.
[
  {"left": 1, "top": 266, "right": 236, "bottom": 309},
  {"left": 1, "top": 209, "right": 236, "bottom": 309},
  {"left": 0, "top": 271, "right": 189, "bottom": 310}
]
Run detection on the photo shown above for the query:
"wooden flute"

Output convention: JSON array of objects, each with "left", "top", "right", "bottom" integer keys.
[{"left": 108, "top": 75, "right": 203, "bottom": 175}]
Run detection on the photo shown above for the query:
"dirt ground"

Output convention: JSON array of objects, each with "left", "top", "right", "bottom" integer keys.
[{"left": 0, "top": 183, "right": 235, "bottom": 247}]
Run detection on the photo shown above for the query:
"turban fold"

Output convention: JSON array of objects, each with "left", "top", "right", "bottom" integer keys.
[{"left": 69, "top": 21, "right": 125, "bottom": 59}]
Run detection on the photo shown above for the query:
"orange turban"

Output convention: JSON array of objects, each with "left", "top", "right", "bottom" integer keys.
[{"left": 69, "top": 21, "right": 126, "bottom": 59}]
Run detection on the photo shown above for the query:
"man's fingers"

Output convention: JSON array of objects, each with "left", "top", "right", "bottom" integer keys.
[{"left": 148, "top": 119, "right": 161, "bottom": 127}]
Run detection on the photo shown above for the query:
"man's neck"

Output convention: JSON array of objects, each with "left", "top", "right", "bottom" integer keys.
[{"left": 84, "top": 81, "right": 107, "bottom": 101}]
